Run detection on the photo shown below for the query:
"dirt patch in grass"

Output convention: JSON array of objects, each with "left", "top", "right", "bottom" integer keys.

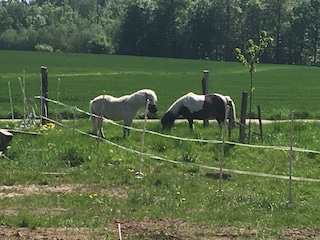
[
  {"left": 1, "top": 184, "right": 320, "bottom": 239},
  {"left": 0, "top": 226, "right": 94, "bottom": 240},
  {"left": 108, "top": 218, "right": 320, "bottom": 240},
  {"left": 0, "top": 184, "right": 127, "bottom": 199},
  {"left": 1, "top": 221, "right": 320, "bottom": 239},
  {"left": 0, "top": 184, "right": 82, "bottom": 198},
  {"left": 282, "top": 228, "right": 320, "bottom": 240},
  {"left": 108, "top": 217, "right": 260, "bottom": 239}
]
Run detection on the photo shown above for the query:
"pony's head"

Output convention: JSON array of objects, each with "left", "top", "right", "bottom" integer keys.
[
  {"left": 225, "top": 96, "right": 236, "bottom": 128},
  {"left": 161, "top": 111, "right": 175, "bottom": 131},
  {"left": 141, "top": 89, "right": 158, "bottom": 114}
]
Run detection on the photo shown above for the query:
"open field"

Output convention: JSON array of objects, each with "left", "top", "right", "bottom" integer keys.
[
  {"left": 1, "top": 51, "right": 320, "bottom": 239},
  {"left": 1, "top": 50, "right": 320, "bottom": 120}
]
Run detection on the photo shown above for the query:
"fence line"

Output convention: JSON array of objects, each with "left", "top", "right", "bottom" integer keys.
[
  {"left": 38, "top": 109, "right": 320, "bottom": 183},
  {"left": 35, "top": 96, "right": 320, "bottom": 154}
]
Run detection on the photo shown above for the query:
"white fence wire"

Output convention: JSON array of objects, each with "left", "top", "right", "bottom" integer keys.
[{"left": 34, "top": 96, "right": 320, "bottom": 183}]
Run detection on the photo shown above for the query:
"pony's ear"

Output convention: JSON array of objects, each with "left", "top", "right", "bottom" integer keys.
[{"left": 145, "top": 92, "right": 153, "bottom": 102}]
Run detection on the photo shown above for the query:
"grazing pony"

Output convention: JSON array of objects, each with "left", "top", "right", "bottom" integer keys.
[
  {"left": 90, "top": 89, "right": 158, "bottom": 138},
  {"left": 161, "top": 92, "right": 236, "bottom": 131}
]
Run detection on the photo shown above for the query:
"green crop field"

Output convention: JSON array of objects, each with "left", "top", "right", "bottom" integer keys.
[
  {"left": 1, "top": 51, "right": 320, "bottom": 239},
  {"left": 1, "top": 50, "right": 320, "bottom": 120}
]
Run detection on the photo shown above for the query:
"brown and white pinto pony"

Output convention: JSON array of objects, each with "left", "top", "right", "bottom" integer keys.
[
  {"left": 90, "top": 89, "right": 158, "bottom": 138},
  {"left": 161, "top": 92, "right": 236, "bottom": 131}
]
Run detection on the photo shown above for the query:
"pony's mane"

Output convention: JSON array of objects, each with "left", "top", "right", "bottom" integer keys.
[
  {"left": 135, "top": 89, "right": 158, "bottom": 102},
  {"left": 114, "top": 89, "right": 157, "bottom": 102}
]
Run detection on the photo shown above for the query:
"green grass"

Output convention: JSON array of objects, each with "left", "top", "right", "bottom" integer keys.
[
  {"left": 1, "top": 118, "right": 320, "bottom": 238},
  {"left": 1, "top": 51, "right": 320, "bottom": 238},
  {"left": 1, "top": 50, "right": 320, "bottom": 119}
]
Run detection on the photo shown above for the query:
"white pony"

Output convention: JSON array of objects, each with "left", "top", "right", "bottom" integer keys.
[{"left": 90, "top": 89, "right": 158, "bottom": 138}]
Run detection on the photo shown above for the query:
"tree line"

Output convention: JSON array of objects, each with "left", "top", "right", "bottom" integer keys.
[{"left": 1, "top": 0, "right": 319, "bottom": 65}]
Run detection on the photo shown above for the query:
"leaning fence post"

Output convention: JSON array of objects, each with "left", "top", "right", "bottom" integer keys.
[
  {"left": 239, "top": 91, "right": 248, "bottom": 143},
  {"left": 202, "top": 70, "right": 209, "bottom": 127},
  {"left": 40, "top": 66, "right": 48, "bottom": 125}
]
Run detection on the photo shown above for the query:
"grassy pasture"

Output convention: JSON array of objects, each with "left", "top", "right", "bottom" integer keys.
[
  {"left": 1, "top": 51, "right": 320, "bottom": 239},
  {"left": 1, "top": 50, "right": 320, "bottom": 120}
]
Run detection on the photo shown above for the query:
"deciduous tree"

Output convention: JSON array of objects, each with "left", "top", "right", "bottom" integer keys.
[{"left": 235, "top": 31, "right": 273, "bottom": 143}]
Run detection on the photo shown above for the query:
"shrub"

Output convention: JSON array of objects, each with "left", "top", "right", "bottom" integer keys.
[{"left": 35, "top": 43, "right": 54, "bottom": 52}]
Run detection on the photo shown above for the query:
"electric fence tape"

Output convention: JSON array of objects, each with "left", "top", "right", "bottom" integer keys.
[{"left": 36, "top": 96, "right": 320, "bottom": 183}]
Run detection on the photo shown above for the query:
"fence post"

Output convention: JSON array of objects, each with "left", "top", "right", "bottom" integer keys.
[
  {"left": 257, "top": 105, "right": 263, "bottom": 142},
  {"left": 136, "top": 99, "right": 150, "bottom": 179},
  {"left": 8, "top": 82, "right": 14, "bottom": 122},
  {"left": 40, "top": 66, "right": 48, "bottom": 125},
  {"left": 55, "top": 78, "right": 61, "bottom": 122},
  {"left": 239, "top": 91, "right": 248, "bottom": 143},
  {"left": 288, "top": 112, "right": 294, "bottom": 207},
  {"left": 218, "top": 105, "right": 229, "bottom": 192},
  {"left": 202, "top": 70, "right": 209, "bottom": 127}
]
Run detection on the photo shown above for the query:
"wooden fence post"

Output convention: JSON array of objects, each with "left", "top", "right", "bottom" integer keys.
[
  {"left": 239, "top": 91, "right": 248, "bottom": 143},
  {"left": 202, "top": 70, "right": 209, "bottom": 127},
  {"left": 40, "top": 66, "right": 48, "bottom": 125},
  {"left": 257, "top": 105, "right": 263, "bottom": 142}
]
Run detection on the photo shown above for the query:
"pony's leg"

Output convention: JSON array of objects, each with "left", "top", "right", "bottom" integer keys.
[
  {"left": 122, "top": 125, "right": 131, "bottom": 138},
  {"left": 123, "top": 119, "right": 133, "bottom": 138},
  {"left": 218, "top": 120, "right": 224, "bottom": 130},
  {"left": 122, "top": 127, "right": 127, "bottom": 138},
  {"left": 90, "top": 116, "right": 98, "bottom": 135},
  {"left": 187, "top": 118, "right": 194, "bottom": 131},
  {"left": 97, "top": 118, "right": 105, "bottom": 138}
]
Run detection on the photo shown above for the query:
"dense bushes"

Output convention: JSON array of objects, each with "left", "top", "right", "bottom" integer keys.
[{"left": 0, "top": 0, "right": 320, "bottom": 65}]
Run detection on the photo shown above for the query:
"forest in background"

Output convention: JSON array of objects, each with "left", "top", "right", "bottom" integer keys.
[{"left": 1, "top": 0, "right": 320, "bottom": 65}]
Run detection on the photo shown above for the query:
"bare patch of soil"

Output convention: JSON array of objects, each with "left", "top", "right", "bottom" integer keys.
[
  {"left": 0, "top": 184, "right": 83, "bottom": 198},
  {"left": 1, "top": 184, "right": 320, "bottom": 239},
  {"left": 282, "top": 228, "right": 320, "bottom": 240},
  {"left": 109, "top": 218, "right": 320, "bottom": 240},
  {"left": 0, "top": 226, "right": 94, "bottom": 240},
  {"left": 0, "top": 184, "right": 127, "bottom": 199},
  {"left": 2, "top": 220, "right": 320, "bottom": 240},
  {"left": 108, "top": 218, "right": 260, "bottom": 239}
]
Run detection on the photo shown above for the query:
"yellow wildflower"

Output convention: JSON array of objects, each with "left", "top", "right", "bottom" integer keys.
[
  {"left": 47, "top": 123, "right": 55, "bottom": 128},
  {"left": 48, "top": 142, "right": 56, "bottom": 149}
]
